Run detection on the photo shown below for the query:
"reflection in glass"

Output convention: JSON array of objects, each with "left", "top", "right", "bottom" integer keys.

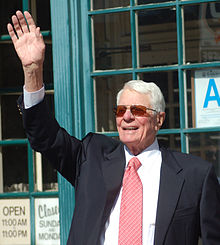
[
  {"left": 2, "top": 145, "right": 28, "bottom": 192},
  {"left": 188, "top": 132, "right": 220, "bottom": 178},
  {"left": 138, "top": 8, "right": 177, "bottom": 67},
  {"left": 157, "top": 134, "right": 181, "bottom": 152},
  {"left": 184, "top": 3, "right": 220, "bottom": 63},
  {"left": 139, "top": 71, "right": 180, "bottom": 129},
  {"left": 95, "top": 74, "right": 132, "bottom": 132},
  {"left": 1, "top": 95, "right": 26, "bottom": 139},
  {"left": 93, "top": 12, "right": 132, "bottom": 70},
  {"left": 92, "top": 0, "right": 129, "bottom": 10}
]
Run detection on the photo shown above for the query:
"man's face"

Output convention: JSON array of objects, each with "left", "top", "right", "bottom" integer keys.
[{"left": 116, "top": 89, "right": 165, "bottom": 155}]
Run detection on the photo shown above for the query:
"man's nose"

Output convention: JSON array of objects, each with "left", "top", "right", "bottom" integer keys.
[{"left": 123, "top": 108, "right": 135, "bottom": 120}]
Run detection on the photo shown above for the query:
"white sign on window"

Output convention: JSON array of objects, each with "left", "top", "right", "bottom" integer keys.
[
  {"left": 35, "top": 198, "right": 60, "bottom": 245},
  {"left": 194, "top": 69, "right": 220, "bottom": 128},
  {"left": 0, "top": 199, "right": 31, "bottom": 245}
]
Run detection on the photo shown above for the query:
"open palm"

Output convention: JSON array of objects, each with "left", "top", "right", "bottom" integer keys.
[{"left": 7, "top": 11, "right": 45, "bottom": 67}]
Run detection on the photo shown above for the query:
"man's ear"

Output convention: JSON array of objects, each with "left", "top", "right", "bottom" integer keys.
[{"left": 155, "top": 112, "right": 165, "bottom": 131}]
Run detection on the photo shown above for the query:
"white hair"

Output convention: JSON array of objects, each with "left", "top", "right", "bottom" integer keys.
[{"left": 116, "top": 80, "right": 166, "bottom": 112}]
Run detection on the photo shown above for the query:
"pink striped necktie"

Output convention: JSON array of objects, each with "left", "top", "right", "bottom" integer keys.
[{"left": 118, "top": 157, "right": 143, "bottom": 245}]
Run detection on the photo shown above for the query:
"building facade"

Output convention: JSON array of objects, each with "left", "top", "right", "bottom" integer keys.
[{"left": 0, "top": 0, "right": 219, "bottom": 244}]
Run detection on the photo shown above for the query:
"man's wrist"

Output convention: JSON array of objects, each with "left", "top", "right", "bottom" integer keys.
[{"left": 23, "top": 64, "right": 44, "bottom": 92}]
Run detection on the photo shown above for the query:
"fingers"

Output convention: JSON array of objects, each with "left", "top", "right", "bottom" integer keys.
[
  {"left": 23, "top": 11, "right": 36, "bottom": 32},
  {"left": 35, "top": 27, "right": 45, "bottom": 46},
  {"left": 7, "top": 23, "right": 17, "bottom": 44},
  {"left": 17, "top": 11, "right": 29, "bottom": 33},
  {"left": 8, "top": 10, "right": 37, "bottom": 39},
  {"left": 36, "top": 27, "right": 42, "bottom": 38},
  {"left": 11, "top": 14, "right": 23, "bottom": 38}
]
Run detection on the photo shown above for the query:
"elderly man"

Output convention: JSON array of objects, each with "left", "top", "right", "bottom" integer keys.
[{"left": 8, "top": 11, "right": 220, "bottom": 245}]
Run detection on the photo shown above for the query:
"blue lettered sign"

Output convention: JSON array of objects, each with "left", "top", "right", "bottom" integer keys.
[{"left": 195, "top": 70, "right": 220, "bottom": 127}]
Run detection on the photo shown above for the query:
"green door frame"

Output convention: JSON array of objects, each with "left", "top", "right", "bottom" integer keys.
[{"left": 50, "top": 0, "right": 93, "bottom": 243}]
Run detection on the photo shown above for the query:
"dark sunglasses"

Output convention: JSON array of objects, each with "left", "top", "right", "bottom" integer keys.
[{"left": 113, "top": 105, "right": 157, "bottom": 117}]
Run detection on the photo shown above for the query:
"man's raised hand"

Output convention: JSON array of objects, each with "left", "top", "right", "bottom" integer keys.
[
  {"left": 7, "top": 11, "right": 45, "bottom": 68},
  {"left": 7, "top": 11, "right": 45, "bottom": 91}
]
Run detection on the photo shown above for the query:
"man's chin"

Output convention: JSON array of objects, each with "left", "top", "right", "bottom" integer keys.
[{"left": 120, "top": 138, "right": 138, "bottom": 148}]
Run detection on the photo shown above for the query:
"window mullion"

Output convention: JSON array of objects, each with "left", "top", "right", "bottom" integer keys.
[{"left": 22, "top": 0, "right": 29, "bottom": 11}]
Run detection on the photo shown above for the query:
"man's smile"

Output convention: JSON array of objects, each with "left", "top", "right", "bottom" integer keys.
[{"left": 123, "top": 126, "right": 139, "bottom": 130}]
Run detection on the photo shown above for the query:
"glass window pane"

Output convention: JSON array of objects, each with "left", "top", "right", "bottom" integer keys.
[
  {"left": 42, "top": 156, "right": 58, "bottom": 192},
  {"left": 95, "top": 74, "right": 132, "bottom": 132},
  {"left": 0, "top": 44, "right": 23, "bottom": 89},
  {"left": 1, "top": 95, "right": 26, "bottom": 139},
  {"left": 186, "top": 69, "right": 193, "bottom": 128},
  {"left": 0, "top": 0, "right": 22, "bottom": 35},
  {"left": 184, "top": 3, "right": 220, "bottom": 63},
  {"left": 157, "top": 134, "right": 181, "bottom": 151},
  {"left": 44, "top": 43, "right": 53, "bottom": 85},
  {"left": 0, "top": 43, "right": 53, "bottom": 89},
  {"left": 139, "top": 71, "right": 180, "bottom": 129},
  {"left": 36, "top": 0, "right": 51, "bottom": 31},
  {"left": 138, "top": 8, "right": 177, "bottom": 67},
  {"left": 92, "top": 0, "right": 129, "bottom": 10},
  {"left": 188, "top": 132, "right": 220, "bottom": 178},
  {"left": 34, "top": 152, "right": 58, "bottom": 192},
  {"left": 2, "top": 145, "right": 28, "bottom": 192},
  {"left": 93, "top": 12, "right": 132, "bottom": 70}
]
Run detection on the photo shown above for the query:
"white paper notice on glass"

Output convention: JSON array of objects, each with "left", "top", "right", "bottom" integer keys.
[
  {"left": 194, "top": 69, "right": 220, "bottom": 128},
  {"left": 0, "top": 199, "right": 31, "bottom": 245},
  {"left": 35, "top": 198, "right": 60, "bottom": 245}
]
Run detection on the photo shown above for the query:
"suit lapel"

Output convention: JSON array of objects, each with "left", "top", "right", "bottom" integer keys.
[
  {"left": 102, "top": 142, "right": 125, "bottom": 191},
  {"left": 154, "top": 148, "right": 185, "bottom": 245},
  {"left": 100, "top": 143, "right": 126, "bottom": 225}
]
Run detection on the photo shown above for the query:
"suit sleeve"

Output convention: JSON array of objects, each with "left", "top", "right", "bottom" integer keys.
[
  {"left": 200, "top": 164, "right": 220, "bottom": 244},
  {"left": 17, "top": 95, "right": 90, "bottom": 187}
]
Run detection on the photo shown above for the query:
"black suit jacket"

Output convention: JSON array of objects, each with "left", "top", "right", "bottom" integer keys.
[{"left": 18, "top": 97, "right": 220, "bottom": 245}]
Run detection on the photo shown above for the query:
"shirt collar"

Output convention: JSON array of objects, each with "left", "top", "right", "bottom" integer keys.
[{"left": 124, "top": 139, "right": 160, "bottom": 167}]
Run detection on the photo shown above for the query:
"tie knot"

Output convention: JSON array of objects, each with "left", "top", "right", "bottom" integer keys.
[{"left": 128, "top": 157, "right": 141, "bottom": 171}]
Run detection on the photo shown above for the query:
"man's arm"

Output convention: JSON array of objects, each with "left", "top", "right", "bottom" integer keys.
[
  {"left": 7, "top": 10, "right": 45, "bottom": 92},
  {"left": 8, "top": 11, "right": 86, "bottom": 187}
]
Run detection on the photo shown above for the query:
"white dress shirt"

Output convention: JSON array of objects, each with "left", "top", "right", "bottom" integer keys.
[
  {"left": 23, "top": 87, "right": 162, "bottom": 245},
  {"left": 104, "top": 141, "right": 162, "bottom": 245}
]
